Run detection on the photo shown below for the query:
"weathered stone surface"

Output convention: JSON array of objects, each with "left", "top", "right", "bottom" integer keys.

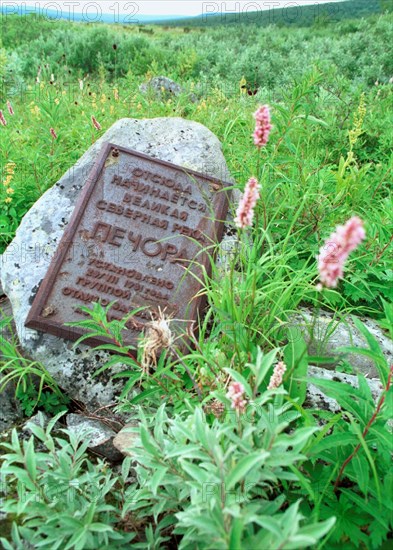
[
  {"left": 140, "top": 76, "right": 197, "bottom": 102},
  {"left": 112, "top": 421, "right": 140, "bottom": 457},
  {"left": 66, "top": 413, "right": 123, "bottom": 462},
  {"left": 292, "top": 307, "right": 392, "bottom": 379},
  {"left": 0, "top": 118, "right": 232, "bottom": 410},
  {"left": 305, "top": 365, "right": 384, "bottom": 413},
  {"left": 0, "top": 375, "right": 23, "bottom": 432}
]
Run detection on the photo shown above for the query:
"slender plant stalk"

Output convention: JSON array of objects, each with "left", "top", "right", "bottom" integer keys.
[{"left": 334, "top": 363, "right": 393, "bottom": 491}]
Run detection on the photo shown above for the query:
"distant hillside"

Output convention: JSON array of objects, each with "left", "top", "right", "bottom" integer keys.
[
  {"left": 0, "top": 6, "right": 188, "bottom": 24},
  {"left": 160, "top": 0, "right": 385, "bottom": 28}
]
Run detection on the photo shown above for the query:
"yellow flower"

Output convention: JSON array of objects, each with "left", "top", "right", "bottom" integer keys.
[
  {"left": 6, "top": 162, "right": 16, "bottom": 175},
  {"left": 62, "top": 90, "right": 67, "bottom": 96},
  {"left": 113, "top": 88, "right": 119, "bottom": 101},
  {"left": 3, "top": 162, "right": 16, "bottom": 188},
  {"left": 100, "top": 94, "right": 107, "bottom": 104},
  {"left": 4, "top": 197, "right": 12, "bottom": 204},
  {"left": 6, "top": 187, "right": 14, "bottom": 194},
  {"left": 349, "top": 93, "right": 366, "bottom": 148},
  {"left": 31, "top": 105, "right": 40, "bottom": 116},
  {"left": 110, "top": 105, "right": 115, "bottom": 114},
  {"left": 55, "top": 98, "right": 60, "bottom": 105}
]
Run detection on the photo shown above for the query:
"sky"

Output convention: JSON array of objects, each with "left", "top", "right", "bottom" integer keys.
[{"left": 1, "top": 0, "right": 348, "bottom": 19}]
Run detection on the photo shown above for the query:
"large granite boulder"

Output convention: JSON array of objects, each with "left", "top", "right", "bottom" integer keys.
[{"left": 0, "top": 118, "right": 232, "bottom": 410}]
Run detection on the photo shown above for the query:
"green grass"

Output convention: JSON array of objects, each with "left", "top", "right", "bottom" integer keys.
[
  {"left": 0, "top": 7, "right": 393, "bottom": 549},
  {"left": 1, "top": 12, "right": 392, "bottom": 312}
]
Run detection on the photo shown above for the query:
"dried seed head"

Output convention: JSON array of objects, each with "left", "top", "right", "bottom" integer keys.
[{"left": 141, "top": 309, "right": 173, "bottom": 373}]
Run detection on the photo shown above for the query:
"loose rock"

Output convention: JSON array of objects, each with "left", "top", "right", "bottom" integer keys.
[
  {"left": 292, "top": 307, "right": 392, "bottom": 379},
  {"left": 66, "top": 413, "right": 123, "bottom": 462},
  {"left": 140, "top": 76, "right": 197, "bottom": 102},
  {"left": 112, "top": 421, "right": 140, "bottom": 457},
  {"left": 306, "top": 365, "right": 384, "bottom": 412}
]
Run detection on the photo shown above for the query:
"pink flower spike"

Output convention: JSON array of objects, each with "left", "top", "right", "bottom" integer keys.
[
  {"left": 226, "top": 381, "right": 246, "bottom": 413},
  {"left": 0, "top": 110, "right": 7, "bottom": 126},
  {"left": 267, "top": 361, "right": 287, "bottom": 390},
  {"left": 91, "top": 115, "right": 101, "bottom": 130},
  {"left": 234, "top": 177, "right": 260, "bottom": 229},
  {"left": 253, "top": 105, "right": 272, "bottom": 148},
  {"left": 6, "top": 101, "right": 14, "bottom": 116},
  {"left": 317, "top": 216, "right": 365, "bottom": 288},
  {"left": 50, "top": 128, "right": 58, "bottom": 139}
]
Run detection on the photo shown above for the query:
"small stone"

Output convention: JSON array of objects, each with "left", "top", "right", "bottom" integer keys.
[
  {"left": 112, "top": 422, "right": 140, "bottom": 457},
  {"left": 140, "top": 76, "right": 197, "bottom": 102},
  {"left": 66, "top": 413, "right": 123, "bottom": 462},
  {"left": 305, "top": 365, "right": 384, "bottom": 413},
  {"left": 292, "top": 307, "right": 392, "bottom": 379}
]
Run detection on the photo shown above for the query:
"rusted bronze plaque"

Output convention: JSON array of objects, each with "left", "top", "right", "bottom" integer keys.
[{"left": 25, "top": 143, "right": 230, "bottom": 348}]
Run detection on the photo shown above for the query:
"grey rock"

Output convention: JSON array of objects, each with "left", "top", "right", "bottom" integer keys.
[
  {"left": 306, "top": 365, "right": 384, "bottom": 413},
  {"left": 23, "top": 411, "right": 50, "bottom": 433},
  {"left": 292, "top": 307, "right": 392, "bottom": 379},
  {"left": 0, "top": 117, "right": 231, "bottom": 411},
  {"left": 140, "top": 76, "right": 197, "bottom": 102},
  {"left": 112, "top": 421, "right": 140, "bottom": 457},
  {"left": 66, "top": 413, "right": 123, "bottom": 462},
  {"left": 0, "top": 374, "right": 23, "bottom": 432}
]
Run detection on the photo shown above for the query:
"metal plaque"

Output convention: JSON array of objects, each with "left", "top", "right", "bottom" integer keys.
[{"left": 25, "top": 143, "right": 230, "bottom": 348}]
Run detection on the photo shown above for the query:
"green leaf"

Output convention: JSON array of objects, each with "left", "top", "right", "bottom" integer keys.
[
  {"left": 150, "top": 466, "right": 168, "bottom": 496},
  {"left": 180, "top": 460, "right": 210, "bottom": 484},
  {"left": 352, "top": 454, "right": 369, "bottom": 494},
  {"left": 226, "top": 452, "right": 269, "bottom": 490},
  {"left": 25, "top": 437, "right": 37, "bottom": 482},
  {"left": 229, "top": 517, "right": 244, "bottom": 549},
  {"left": 253, "top": 348, "right": 279, "bottom": 388},
  {"left": 284, "top": 329, "right": 308, "bottom": 404},
  {"left": 139, "top": 424, "right": 160, "bottom": 457}
]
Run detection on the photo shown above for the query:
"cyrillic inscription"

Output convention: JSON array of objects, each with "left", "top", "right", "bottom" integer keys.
[{"left": 25, "top": 144, "right": 230, "bottom": 348}]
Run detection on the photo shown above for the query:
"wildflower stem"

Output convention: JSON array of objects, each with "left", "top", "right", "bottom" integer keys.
[{"left": 334, "top": 363, "right": 393, "bottom": 491}]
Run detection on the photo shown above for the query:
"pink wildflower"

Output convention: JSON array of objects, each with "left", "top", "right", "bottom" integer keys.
[
  {"left": 253, "top": 105, "right": 272, "bottom": 147},
  {"left": 91, "top": 115, "right": 101, "bottom": 130},
  {"left": 226, "top": 381, "right": 247, "bottom": 413},
  {"left": 6, "top": 101, "right": 14, "bottom": 116},
  {"left": 234, "top": 177, "right": 260, "bottom": 228},
  {"left": 50, "top": 128, "right": 58, "bottom": 139},
  {"left": 317, "top": 216, "right": 365, "bottom": 288},
  {"left": 267, "top": 361, "right": 287, "bottom": 390},
  {"left": 0, "top": 110, "right": 7, "bottom": 126}
]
